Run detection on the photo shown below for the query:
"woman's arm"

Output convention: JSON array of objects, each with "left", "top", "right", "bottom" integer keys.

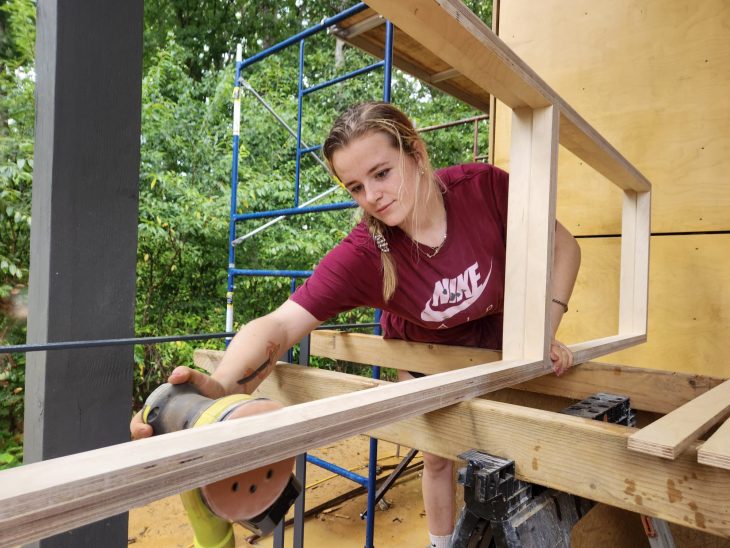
[
  {"left": 213, "top": 299, "right": 322, "bottom": 395},
  {"left": 131, "top": 300, "right": 322, "bottom": 439},
  {"left": 549, "top": 221, "right": 581, "bottom": 374}
]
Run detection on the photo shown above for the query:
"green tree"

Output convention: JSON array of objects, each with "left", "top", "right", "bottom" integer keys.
[
  {"left": 0, "top": 0, "right": 494, "bottom": 467},
  {"left": 0, "top": 0, "right": 35, "bottom": 469}
]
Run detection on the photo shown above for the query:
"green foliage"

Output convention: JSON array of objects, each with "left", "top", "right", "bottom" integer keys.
[
  {"left": 0, "top": 352, "right": 24, "bottom": 470},
  {"left": 0, "top": 0, "right": 36, "bottom": 66},
  {"left": 0, "top": 0, "right": 35, "bottom": 467},
  {"left": 1, "top": 0, "right": 493, "bottom": 463}
]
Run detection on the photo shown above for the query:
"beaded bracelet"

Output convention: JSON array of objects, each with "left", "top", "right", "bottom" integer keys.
[{"left": 552, "top": 298, "right": 568, "bottom": 313}]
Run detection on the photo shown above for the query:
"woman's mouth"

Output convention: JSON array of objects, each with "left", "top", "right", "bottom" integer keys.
[{"left": 377, "top": 202, "right": 392, "bottom": 214}]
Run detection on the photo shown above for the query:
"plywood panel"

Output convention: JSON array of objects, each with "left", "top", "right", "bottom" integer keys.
[
  {"left": 494, "top": 0, "right": 730, "bottom": 234},
  {"left": 559, "top": 234, "right": 730, "bottom": 376}
]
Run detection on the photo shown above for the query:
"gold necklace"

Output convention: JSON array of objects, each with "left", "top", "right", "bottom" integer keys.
[{"left": 421, "top": 232, "right": 447, "bottom": 259}]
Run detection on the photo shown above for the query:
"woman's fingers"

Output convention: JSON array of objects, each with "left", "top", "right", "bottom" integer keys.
[
  {"left": 130, "top": 410, "right": 153, "bottom": 440},
  {"left": 550, "top": 340, "right": 573, "bottom": 376},
  {"left": 168, "top": 366, "right": 225, "bottom": 399},
  {"left": 131, "top": 367, "right": 227, "bottom": 440}
]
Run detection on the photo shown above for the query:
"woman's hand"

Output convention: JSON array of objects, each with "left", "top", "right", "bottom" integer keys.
[
  {"left": 129, "top": 366, "right": 226, "bottom": 440},
  {"left": 550, "top": 339, "right": 574, "bottom": 376}
]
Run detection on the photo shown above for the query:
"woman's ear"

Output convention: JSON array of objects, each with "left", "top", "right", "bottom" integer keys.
[{"left": 412, "top": 140, "right": 428, "bottom": 165}]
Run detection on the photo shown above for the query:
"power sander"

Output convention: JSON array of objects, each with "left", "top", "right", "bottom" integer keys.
[{"left": 142, "top": 383, "right": 301, "bottom": 547}]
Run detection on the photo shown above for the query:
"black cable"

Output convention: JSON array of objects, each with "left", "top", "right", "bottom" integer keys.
[{"left": 0, "top": 322, "right": 379, "bottom": 354}]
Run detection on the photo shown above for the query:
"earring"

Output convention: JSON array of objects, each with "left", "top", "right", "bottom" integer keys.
[{"left": 373, "top": 232, "right": 390, "bottom": 253}]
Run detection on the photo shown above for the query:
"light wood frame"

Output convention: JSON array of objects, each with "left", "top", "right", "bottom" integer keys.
[
  {"left": 0, "top": 1, "right": 655, "bottom": 545},
  {"left": 365, "top": 0, "right": 652, "bottom": 363}
]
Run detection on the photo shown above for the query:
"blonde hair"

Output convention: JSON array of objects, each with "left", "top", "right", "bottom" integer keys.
[{"left": 323, "top": 102, "right": 442, "bottom": 302}]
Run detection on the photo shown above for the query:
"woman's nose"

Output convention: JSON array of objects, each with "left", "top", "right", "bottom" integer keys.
[{"left": 365, "top": 184, "right": 381, "bottom": 204}]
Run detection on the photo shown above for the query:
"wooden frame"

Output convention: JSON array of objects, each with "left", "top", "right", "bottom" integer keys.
[
  {"left": 0, "top": 1, "right": 657, "bottom": 545},
  {"left": 363, "top": 0, "right": 652, "bottom": 365}
]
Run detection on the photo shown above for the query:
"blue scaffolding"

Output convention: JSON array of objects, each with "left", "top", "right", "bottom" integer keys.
[{"left": 226, "top": 4, "right": 395, "bottom": 547}]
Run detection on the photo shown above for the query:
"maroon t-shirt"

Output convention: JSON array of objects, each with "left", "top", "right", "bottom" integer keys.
[{"left": 290, "top": 163, "right": 508, "bottom": 350}]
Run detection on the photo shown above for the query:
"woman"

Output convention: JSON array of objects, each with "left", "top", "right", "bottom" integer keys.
[{"left": 131, "top": 102, "right": 581, "bottom": 548}]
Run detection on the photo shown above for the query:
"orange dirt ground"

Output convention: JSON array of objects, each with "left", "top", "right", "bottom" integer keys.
[{"left": 128, "top": 436, "right": 730, "bottom": 548}]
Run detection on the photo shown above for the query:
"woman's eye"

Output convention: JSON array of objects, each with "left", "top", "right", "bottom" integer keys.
[
  {"left": 349, "top": 184, "right": 363, "bottom": 194},
  {"left": 375, "top": 169, "right": 389, "bottom": 180}
]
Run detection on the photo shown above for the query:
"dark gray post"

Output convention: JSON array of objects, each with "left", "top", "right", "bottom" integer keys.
[{"left": 24, "top": 1, "right": 143, "bottom": 546}]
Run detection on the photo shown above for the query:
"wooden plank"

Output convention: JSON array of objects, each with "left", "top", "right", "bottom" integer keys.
[
  {"left": 0, "top": 356, "right": 547, "bottom": 546},
  {"left": 628, "top": 379, "right": 730, "bottom": 459},
  {"left": 365, "top": 0, "right": 651, "bottom": 193},
  {"left": 512, "top": 363, "right": 726, "bottom": 415},
  {"left": 308, "top": 331, "right": 501, "bottom": 373},
  {"left": 198, "top": 336, "right": 727, "bottom": 414},
  {"left": 365, "top": 0, "right": 553, "bottom": 108},
  {"left": 494, "top": 0, "right": 730, "bottom": 234},
  {"left": 503, "top": 106, "right": 558, "bottom": 360},
  {"left": 698, "top": 418, "right": 730, "bottom": 470},
  {"left": 619, "top": 190, "right": 651, "bottom": 336},
  {"left": 570, "top": 334, "right": 646, "bottom": 363},
  {"left": 250, "top": 366, "right": 730, "bottom": 538}
]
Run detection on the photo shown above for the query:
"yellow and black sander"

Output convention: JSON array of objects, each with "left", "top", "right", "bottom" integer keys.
[{"left": 142, "top": 383, "right": 301, "bottom": 547}]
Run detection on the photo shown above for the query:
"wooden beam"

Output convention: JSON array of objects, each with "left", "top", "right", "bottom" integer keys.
[
  {"left": 628, "top": 379, "right": 730, "bottom": 459},
  {"left": 503, "top": 106, "right": 558, "bottom": 361},
  {"left": 511, "top": 363, "right": 725, "bottom": 415},
  {"left": 0, "top": 356, "right": 549, "bottom": 546},
  {"left": 308, "top": 331, "right": 501, "bottom": 374},
  {"left": 698, "top": 418, "right": 730, "bottom": 470},
  {"left": 365, "top": 0, "right": 651, "bottom": 192},
  {"left": 200, "top": 332, "right": 725, "bottom": 414},
  {"left": 365, "top": 0, "right": 552, "bottom": 108},
  {"left": 251, "top": 366, "right": 730, "bottom": 537}
]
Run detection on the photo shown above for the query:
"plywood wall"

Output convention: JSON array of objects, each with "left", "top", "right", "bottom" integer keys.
[{"left": 493, "top": 0, "right": 730, "bottom": 375}]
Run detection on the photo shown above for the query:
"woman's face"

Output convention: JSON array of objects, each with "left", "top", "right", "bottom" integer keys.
[{"left": 331, "top": 131, "right": 420, "bottom": 230}]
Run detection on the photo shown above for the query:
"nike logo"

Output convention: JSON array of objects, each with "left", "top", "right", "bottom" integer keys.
[{"left": 420, "top": 260, "right": 492, "bottom": 323}]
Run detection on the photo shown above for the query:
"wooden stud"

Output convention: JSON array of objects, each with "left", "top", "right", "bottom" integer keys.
[
  {"left": 503, "top": 106, "right": 559, "bottom": 361},
  {"left": 628, "top": 379, "right": 730, "bottom": 459},
  {"left": 619, "top": 190, "right": 651, "bottom": 336}
]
